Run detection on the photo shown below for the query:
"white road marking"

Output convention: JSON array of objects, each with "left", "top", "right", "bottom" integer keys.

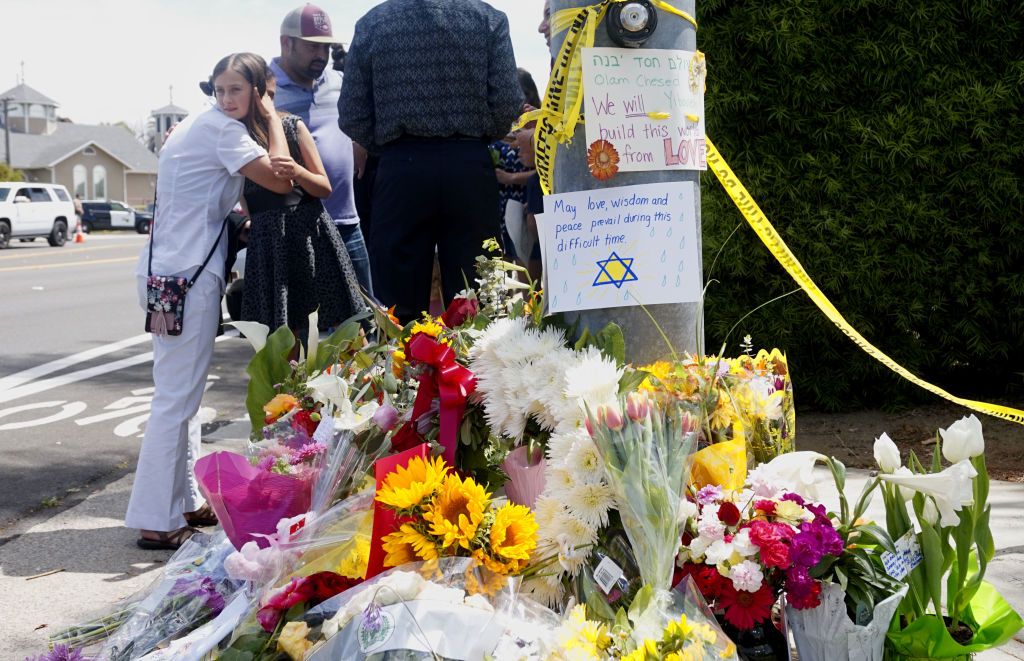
[
  {"left": 0, "top": 333, "right": 152, "bottom": 393},
  {"left": 76, "top": 404, "right": 152, "bottom": 426},
  {"left": 0, "top": 335, "right": 232, "bottom": 404},
  {"left": 0, "top": 400, "right": 89, "bottom": 431}
]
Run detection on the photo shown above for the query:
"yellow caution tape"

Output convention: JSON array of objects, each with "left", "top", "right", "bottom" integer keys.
[
  {"left": 705, "top": 137, "right": 1024, "bottom": 426},
  {"left": 519, "top": 0, "right": 698, "bottom": 195}
]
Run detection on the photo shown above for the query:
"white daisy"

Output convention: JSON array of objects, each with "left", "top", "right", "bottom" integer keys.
[
  {"left": 565, "top": 481, "right": 614, "bottom": 530},
  {"left": 545, "top": 430, "right": 581, "bottom": 464},
  {"left": 564, "top": 436, "right": 606, "bottom": 485},
  {"left": 524, "top": 574, "right": 565, "bottom": 608}
]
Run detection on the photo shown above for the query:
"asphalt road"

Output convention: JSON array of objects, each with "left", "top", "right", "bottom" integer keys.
[{"left": 0, "top": 233, "right": 252, "bottom": 534}]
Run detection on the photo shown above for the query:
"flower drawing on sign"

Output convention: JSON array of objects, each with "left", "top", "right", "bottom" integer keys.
[
  {"left": 593, "top": 252, "right": 639, "bottom": 289},
  {"left": 689, "top": 51, "right": 707, "bottom": 94},
  {"left": 587, "top": 139, "right": 620, "bottom": 180}
]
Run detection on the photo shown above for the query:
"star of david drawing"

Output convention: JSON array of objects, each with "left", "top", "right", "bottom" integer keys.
[{"left": 593, "top": 252, "right": 638, "bottom": 289}]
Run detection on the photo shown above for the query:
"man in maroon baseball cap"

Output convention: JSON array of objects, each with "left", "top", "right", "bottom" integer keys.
[{"left": 279, "top": 3, "right": 335, "bottom": 85}]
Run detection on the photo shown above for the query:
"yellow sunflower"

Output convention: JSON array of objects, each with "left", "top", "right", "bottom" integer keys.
[
  {"left": 376, "top": 455, "right": 449, "bottom": 512},
  {"left": 489, "top": 502, "right": 538, "bottom": 562},
  {"left": 471, "top": 548, "right": 528, "bottom": 576},
  {"left": 423, "top": 474, "right": 489, "bottom": 550},
  {"left": 382, "top": 523, "right": 438, "bottom": 567}
]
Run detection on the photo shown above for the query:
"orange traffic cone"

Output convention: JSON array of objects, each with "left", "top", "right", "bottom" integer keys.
[{"left": 74, "top": 222, "right": 85, "bottom": 244}]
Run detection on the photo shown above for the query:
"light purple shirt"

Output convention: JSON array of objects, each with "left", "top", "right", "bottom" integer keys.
[{"left": 270, "top": 59, "right": 359, "bottom": 225}]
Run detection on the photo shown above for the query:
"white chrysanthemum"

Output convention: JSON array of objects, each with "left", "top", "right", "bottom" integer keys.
[
  {"left": 544, "top": 467, "right": 577, "bottom": 502},
  {"left": 556, "top": 533, "right": 589, "bottom": 576},
  {"left": 545, "top": 430, "right": 581, "bottom": 464},
  {"left": 565, "top": 481, "right": 614, "bottom": 530},
  {"left": 549, "top": 509, "right": 598, "bottom": 548},
  {"left": 565, "top": 435, "right": 606, "bottom": 485},
  {"left": 524, "top": 574, "right": 565, "bottom": 608},
  {"left": 533, "top": 496, "right": 566, "bottom": 530},
  {"left": 470, "top": 317, "right": 528, "bottom": 362},
  {"left": 564, "top": 346, "right": 623, "bottom": 413}
]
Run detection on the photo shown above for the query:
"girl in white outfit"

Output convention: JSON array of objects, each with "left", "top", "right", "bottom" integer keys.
[{"left": 128, "top": 53, "right": 293, "bottom": 550}]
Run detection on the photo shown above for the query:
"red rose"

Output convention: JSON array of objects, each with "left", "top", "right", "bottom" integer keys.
[
  {"left": 441, "top": 297, "right": 479, "bottom": 328},
  {"left": 717, "top": 501, "right": 742, "bottom": 527},
  {"left": 291, "top": 409, "right": 320, "bottom": 436}
]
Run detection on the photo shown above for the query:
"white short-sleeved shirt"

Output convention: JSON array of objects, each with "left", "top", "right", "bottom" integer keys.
[{"left": 136, "top": 106, "right": 266, "bottom": 281}]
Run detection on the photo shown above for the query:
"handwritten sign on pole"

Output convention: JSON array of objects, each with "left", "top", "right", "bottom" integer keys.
[
  {"left": 537, "top": 182, "right": 701, "bottom": 314},
  {"left": 582, "top": 47, "right": 706, "bottom": 173}
]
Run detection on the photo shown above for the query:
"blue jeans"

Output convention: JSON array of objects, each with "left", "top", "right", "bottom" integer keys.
[{"left": 335, "top": 222, "right": 373, "bottom": 297}]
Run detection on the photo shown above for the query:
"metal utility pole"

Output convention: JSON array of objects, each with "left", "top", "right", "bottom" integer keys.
[
  {"left": 550, "top": 0, "right": 702, "bottom": 363},
  {"left": 2, "top": 97, "right": 10, "bottom": 167}
]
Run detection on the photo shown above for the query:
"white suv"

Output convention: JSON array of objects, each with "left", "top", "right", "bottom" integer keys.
[{"left": 0, "top": 182, "right": 76, "bottom": 248}]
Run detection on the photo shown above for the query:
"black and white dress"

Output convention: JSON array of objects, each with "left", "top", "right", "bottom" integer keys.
[{"left": 241, "top": 114, "right": 365, "bottom": 332}]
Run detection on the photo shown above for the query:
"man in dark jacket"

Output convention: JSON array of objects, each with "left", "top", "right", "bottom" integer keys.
[{"left": 339, "top": 0, "right": 522, "bottom": 323}]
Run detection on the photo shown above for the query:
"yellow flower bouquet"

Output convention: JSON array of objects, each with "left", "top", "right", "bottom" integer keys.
[{"left": 376, "top": 455, "right": 539, "bottom": 576}]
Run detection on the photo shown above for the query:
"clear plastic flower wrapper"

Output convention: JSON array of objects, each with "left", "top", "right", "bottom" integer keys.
[
  {"left": 544, "top": 579, "right": 739, "bottom": 660},
  {"left": 89, "top": 532, "right": 244, "bottom": 660},
  {"left": 299, "top": 557, "right": 563, "bottom": 660},
  {"left": 584, "top": 393, "right": 697, "bottom": 593}
]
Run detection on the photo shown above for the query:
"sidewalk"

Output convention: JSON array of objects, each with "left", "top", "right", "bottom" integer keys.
[{"left": 1, "top": 427, "right": 1022, "bottom": 659}]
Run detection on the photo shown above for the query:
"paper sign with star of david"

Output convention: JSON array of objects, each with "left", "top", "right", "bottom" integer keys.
[
  {"left": 593, "top": 252, "right": 639, "bottom": 288},
  {"left": 536, "top": 181, "right": 702, "bottom": 314}
]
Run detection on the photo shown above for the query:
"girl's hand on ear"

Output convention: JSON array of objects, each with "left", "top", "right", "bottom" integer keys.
[{"left": 257, "top": 88, "right": 277, "bottom": 120}]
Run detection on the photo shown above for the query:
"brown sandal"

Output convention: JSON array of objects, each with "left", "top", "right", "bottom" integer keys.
[
  {"left": 184, "top": 504, "right": 218, "bottom": 527},
  {"left": 137, "top": 526, "right": 199, "bottom": 551}
]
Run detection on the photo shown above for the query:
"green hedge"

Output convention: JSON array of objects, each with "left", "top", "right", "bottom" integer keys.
[{"left": 698, "top": 0, "right": 1024, "bottom": 410}]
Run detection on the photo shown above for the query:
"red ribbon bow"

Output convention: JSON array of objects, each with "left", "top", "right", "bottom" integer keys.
[{"left": 391, "top": 333, "right": 476, "bottom": 465}]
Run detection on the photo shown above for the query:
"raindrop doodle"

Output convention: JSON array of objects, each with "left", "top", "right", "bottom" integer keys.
[
  {"left": 679, "top": 237, "right": 686, "bottom": 249},
  {"left": 572, "top": 254, "right": 577, "bottom": 266},
  {"left": 677, "top": 261, "right": 685, "bottom": 272},
  {"left": 661, "top": 275, "right": 667, "bottom": 287},
  {"left": 623, "top": 291, "right": 630, "bottom": 301},
  {"left": 675, "top": 274, "right": 681, "bottom": 287},
  {"left": 554, "top": 258, "right": 559, "bottom": 269},
  {"left": 649, "top": 227, "right": 656, "bottom": 237},
  {"left": 563, "top": 281, "right": 568, "bottom": 293},
  {"left": 660, "top": 250, "right": 667, "bottom": 263},
  {"left": 666, "top": 227, "right": 673, "bottom": 238},
  {"left": 576, "top": 293, "right": 583, "bottom": 305}
]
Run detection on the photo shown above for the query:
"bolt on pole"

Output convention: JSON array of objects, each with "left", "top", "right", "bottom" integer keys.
[{"left": 548, "top": 0, "right": 703, "bottom": 363}]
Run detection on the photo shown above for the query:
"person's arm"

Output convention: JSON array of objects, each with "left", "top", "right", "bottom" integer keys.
[
  {"left": 496, "top": 169, "right": 536, "bottom": 186},
  {"left": 486, "top": 11, "right": 524, "bottom": 140},
  {"left": 353, "top": 142, "right": 369, "bottom": 179},
  {"left": 338, "top": 20, "right": 376, "bottom": 150},
  {"left": 272, "top": 120, "right": 332, "bottom": 198},
  {"left": 239, "top": 92, "right": 292, "bottom": 194}
]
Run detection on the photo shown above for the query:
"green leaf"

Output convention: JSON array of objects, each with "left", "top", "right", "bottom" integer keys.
[
  {"left": 245, "top": 325, "right": 297, "bottom": 435},
  {"left": 919, "top": 522, "right": 945, "bottom": 616},
  {"left": 595, "top": 322, "right": 626, "bottom": 367},
  {"left": 857, "top": 523, "right": 898, "bottom": 554},
  {"left": 617, "top": 369, "right": 649, "bottom": 396}
]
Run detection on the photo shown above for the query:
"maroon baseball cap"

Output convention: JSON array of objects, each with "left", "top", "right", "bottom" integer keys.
[{"left": 281, "top": 4, "right": 335, "bottom": 43}]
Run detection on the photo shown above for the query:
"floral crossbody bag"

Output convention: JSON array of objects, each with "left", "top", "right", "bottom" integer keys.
[{"left": 145, "top": 208, "right": 229, "bottom": 337}]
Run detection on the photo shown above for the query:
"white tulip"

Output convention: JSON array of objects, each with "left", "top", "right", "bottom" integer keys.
[
  {"left": 879, "top": 460, "right": 977, "bottom": 527},
  {"left": 891, "top": 467, "right": 916, "bottom": 502},
  {"left": 920, "top": 497, "right": 940, "bottom": 526},
  {"left": 873, "top": 432, "right": 902, "bottom": 473},
  {"left": 939, "top": 414, "right": 985, "bottom": 464}
]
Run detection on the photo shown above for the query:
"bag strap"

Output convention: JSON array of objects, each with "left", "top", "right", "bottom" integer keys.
[{"left": 147, "top": 194, "right": 230, "bottom": 290}]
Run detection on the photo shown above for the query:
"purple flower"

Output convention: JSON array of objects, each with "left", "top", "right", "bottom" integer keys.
[
  {"left": 781, "top": 492, "right": 806, "bottom": 507},
  {"left": 805, "top": 501, "right": 832, "bottom": 526},
  {"left": 791, "top": 522, "right": 844, "bottom": 568},
  {"left": 696, "top": 485, "right": 723, "bottom": 506},
  {"left": 24, "top": 645, "right": 88, "bottom": 661},
  {"left": 289, "top": 442, "right": 327, "bottom": 466},
  {"left": 372, "top": 403, "right": 400, "bottom": 432},
  {"left": 173, "top": 576, "right": 226, "bottom": 615},
  {"left": 257, "top": 455, "right": 275, "bottom": 472}
]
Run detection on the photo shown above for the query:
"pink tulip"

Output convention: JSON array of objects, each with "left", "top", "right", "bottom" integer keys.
[{"left": 625, "top": 392, "right": 650, "bottom": 422}]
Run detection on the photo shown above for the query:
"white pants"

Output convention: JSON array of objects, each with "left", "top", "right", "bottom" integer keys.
[{"left": 125, "top": 269, "right": 223, "bottom": 532}]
